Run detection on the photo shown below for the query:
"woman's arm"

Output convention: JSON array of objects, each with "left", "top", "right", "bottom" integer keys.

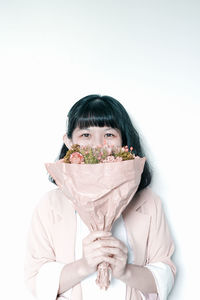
[
  {"left": 118, "top": 263, "right": 157, "bottom": 294},
  {"left": 58, "top": 258, "right": 89, "bottom": 295}
]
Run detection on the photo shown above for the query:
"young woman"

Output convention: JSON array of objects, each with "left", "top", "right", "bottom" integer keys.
[{"left": 24, "top": 94, "right": 176, "bottom": 300}]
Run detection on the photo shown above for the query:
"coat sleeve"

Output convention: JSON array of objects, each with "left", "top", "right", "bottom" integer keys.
[
  {"left": 24, "top": 192, "right": 70, "bottom": 300},
  {"left": 143, "top": 191, "right": 177, "bottom": 300}
]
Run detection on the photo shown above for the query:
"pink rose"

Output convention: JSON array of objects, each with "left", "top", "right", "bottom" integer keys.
[{"left": 70, "top": 152, "right": 84, "bottom": 164}]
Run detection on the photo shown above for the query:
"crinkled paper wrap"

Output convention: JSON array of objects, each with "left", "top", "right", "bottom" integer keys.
[{"left": 45, "top": 156, "right": 146, "bottom": 290}]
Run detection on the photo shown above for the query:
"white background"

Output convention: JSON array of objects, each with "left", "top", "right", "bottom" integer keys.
[{"left": 0, "top": 1, "right": 199, "bottom": 299}]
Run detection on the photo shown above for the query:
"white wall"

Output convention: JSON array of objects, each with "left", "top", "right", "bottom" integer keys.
[{"left": 0, "top": 1, "right": 199, "bottom": 299}]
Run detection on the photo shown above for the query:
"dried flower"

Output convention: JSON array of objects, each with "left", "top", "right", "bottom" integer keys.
[
  {"left": 69, "top": 152, "right": 84, "bottom": 164},
  {"left": 63, "top": 144, "right": 135, "bottom": 164}
]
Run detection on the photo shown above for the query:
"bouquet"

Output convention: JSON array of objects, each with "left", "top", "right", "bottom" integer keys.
[
  {"left": 62, "top": 143, "right": 135, "bottom": 164},
  {"left": 45, "top": 143, "right": 146, "bottom": 290}
]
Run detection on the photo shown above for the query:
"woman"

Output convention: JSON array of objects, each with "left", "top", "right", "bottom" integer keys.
[{"left": 24, "top": 94, "right": 176, "bottom": 300}]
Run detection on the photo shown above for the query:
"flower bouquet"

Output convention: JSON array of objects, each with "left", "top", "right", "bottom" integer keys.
[{"left": 45, "top": 143, "right": 146, "bottom": 290}]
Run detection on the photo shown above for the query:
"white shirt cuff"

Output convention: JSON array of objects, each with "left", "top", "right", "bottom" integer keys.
[
  {"left": 144, "top": 262, "right": 174, "bottom": 300},
  {"left": 36, "top": 261, "right": 72, "bottom": 300}
]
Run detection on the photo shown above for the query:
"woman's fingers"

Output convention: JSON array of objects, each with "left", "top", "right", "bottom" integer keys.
[
  {"left": 101, "top": 246, "right": 125, "bottom": 257},
  {"left": 82, "top": 231, "right": 128, "bottom": 276},
  {"left": 90, "top": 236, "right": 128, "bottom": 255},
  {"left": 82, "top": 231, "right": 113, "bottom": 274},
  {"left": 82, "top": 231, "right": 111, "bottom": 245}
]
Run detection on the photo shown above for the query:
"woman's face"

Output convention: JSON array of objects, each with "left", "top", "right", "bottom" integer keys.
[{"left": 68, "top": 126, "right": 122, "bottom": 148}]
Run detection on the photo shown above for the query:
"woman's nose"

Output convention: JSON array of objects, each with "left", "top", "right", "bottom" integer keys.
[{"left": 91, "top": 136, "right": 104, "bottom": 147}]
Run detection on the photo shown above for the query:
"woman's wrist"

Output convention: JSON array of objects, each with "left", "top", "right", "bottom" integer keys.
[
  {"left": 117, "top": 264, "right": 157, "bottom": 294},
  {"left": 58, "top": 258, "right": 92, "bottom": 295},
  {"left": 116, "top": 263, "right": 131, "bottom": 282},
  {"left": 77, "top": 258, "right": 94, "bottom": 277}
]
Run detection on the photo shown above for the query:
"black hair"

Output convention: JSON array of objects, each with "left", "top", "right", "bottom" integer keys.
[{"left": 48, "top": 94, "right": 152, "bottom": 192}]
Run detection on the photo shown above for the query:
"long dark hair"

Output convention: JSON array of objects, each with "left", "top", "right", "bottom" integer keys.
[{"left": 48, "top": 94, "right": 152, "bottom": 192}]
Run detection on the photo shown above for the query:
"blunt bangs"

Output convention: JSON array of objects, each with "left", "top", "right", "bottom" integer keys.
[{"left": 76, "top": 101, "right": 120, "bottom": 131}]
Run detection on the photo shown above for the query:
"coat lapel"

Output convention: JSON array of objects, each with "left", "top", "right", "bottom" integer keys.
[
  {"left": 61, "top": 199, "right": 83, "bottom": 300},
  {"left": 52, "top": 196, "right": 76, "bottom": 262},
  {"left": 122, "top": 191, "right": 151, "bottom": 266},
  {"left": 51, "top": 190, "right": 83, "bottom": 299}
]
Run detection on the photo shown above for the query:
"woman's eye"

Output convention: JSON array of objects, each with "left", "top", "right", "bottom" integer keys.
[
  {"left": 81, "top": 133, "right": 114, "bottom": 138},
  {"left": 81, "top": 133, "right": 90, "bottom": 137},
  {"left": 105, "top": 133, "right": 114, "bottom": 137}
]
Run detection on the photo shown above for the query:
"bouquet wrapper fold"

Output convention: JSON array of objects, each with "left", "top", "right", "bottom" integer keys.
[{"left": 45, "top": 156, "right": 146, "bottom": 290}]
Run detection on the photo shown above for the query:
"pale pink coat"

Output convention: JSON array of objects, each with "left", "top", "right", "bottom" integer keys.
[{"left": 24, "top": 186, "right": 176, "bottom": 300}]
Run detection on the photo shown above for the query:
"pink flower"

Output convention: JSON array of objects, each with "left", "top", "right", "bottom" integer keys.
[
  {"left": 102, "top": 155, "right": 117, "bottom": 163},
  {"left": 115, "top": 156, "right": 123, "bottom": 162},
  {"left": 70, "top": 152, "right": 84, "bottom": 164}
]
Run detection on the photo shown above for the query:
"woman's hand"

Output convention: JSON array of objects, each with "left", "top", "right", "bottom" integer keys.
[
  {"left": 81, "top": 231, "right": 113, "bottom": 275},
  {"left": 81, "top": 231, "right": 128, "bottom": 279},
  {"left": 100, "top": 235, "right": 128, "bottom": 279}
]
